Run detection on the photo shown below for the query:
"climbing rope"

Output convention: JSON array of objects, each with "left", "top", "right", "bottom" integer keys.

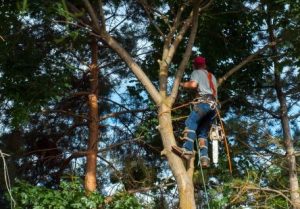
[
  {"left": 159, "top": 96, "right": 215, "bottom": 117},
  {"left": 162, "top": 95, "right": 233, "bottom": 175},
  {"left": 195, "top": 138, "right": 211, "bottom": 209},
  {"left": 158, "top": 101, "right": 191, "bottom": 117},
  {"left": 215, "top": 108, "right": 233, "bottom": 174},
  {"left": 0, "top": 150, "right": 15, "bottom": 209}
]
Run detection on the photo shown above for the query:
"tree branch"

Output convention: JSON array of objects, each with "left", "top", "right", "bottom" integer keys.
[
  {"left": 98, "top": 136, "right": 145, "bottom": 153},
  {"left": 218, "top": 41, "right": 278, "bottom": 86},
  {"left": 169, "top": 0, "right": 202, "bottom": 105},
  {"left": 246, "top": 101, "right": 280, "bottom": 119},
  {"left": 56, "top": 152, "right": 86, "bottom": 177},
  {"left": 43, "top": 109, "right": 89, "bottom": 120},
  {"left": 100, "top": 32, "right": 162, "bottom": 105},
  {"left": 290, "top": 112, "right": 300, "bottom": 120},
  {"left": 159, "top": 5, "right": 189, "bottom": 95},
  {"left": 137, "top": 0, "right": 164, "bottom": 37},
  {"left": 98, "top": 0, "right": 106, "bottom": 31},
  {"left": 163, "top": 4, "right": 186, "bottom": 49},
  {"left": 104, "top": 181, "right": 176, "bottom": 203},
  {"left": 99, "top": 108, "right": 149, "bottom": 121},
  {"left": 83, "top": 0, "right": 102, "bottom": 33},
  {"left": 232, "top": 185, "right": 292, "bottom": 206}
]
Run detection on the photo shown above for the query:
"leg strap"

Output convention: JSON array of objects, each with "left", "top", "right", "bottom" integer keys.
[
  {"left": 180, "top": 128, "right": 195, "bottom": 142},
  {"left": 182, "top": 128, "right": 196, "bottom": 134},
  {"left": 180, "top": 136, "right": 194, "bottom": 142}
]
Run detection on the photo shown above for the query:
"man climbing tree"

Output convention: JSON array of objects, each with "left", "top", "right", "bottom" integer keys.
[{"left": 172, "top": 56, "right": 218, "bottom": 168}]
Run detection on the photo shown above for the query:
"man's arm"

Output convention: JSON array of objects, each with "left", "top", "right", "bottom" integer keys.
[{"left": 180, "top": 81, "right": 198, "bottom": 89}]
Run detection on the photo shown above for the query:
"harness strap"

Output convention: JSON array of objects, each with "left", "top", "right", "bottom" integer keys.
[
  {"left": 192, "top": 97, "right": 217, "bottom": 110},
  {"left": 207, "top": 72, "right": 217, "bottom": 98},
  {"left": 180, "top": 136, "right": 194, "bottom": 142},
  {"left": 182, "top": 129, "right": 196, "bottom": 134}
]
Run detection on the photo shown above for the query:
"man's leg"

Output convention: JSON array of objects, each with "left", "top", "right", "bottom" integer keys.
[
  {"left": 172, "top": 104, "right": 206, "bottom": 160},
  {"left": 197, "top": 108, "right": 216, "bottom": 167},
  {"left": 182, "top": 103, "right": 208, "bottom": 151}
]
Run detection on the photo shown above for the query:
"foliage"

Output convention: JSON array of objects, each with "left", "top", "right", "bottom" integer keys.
[
  {"left": 1, "top": 0, "right": 300, "bottom": 208},
  {"left": 106, "top": 193, "right": 142, "bottom": 209},
  {"left": 0, "top": 2, "right": 74, "bottom": 127},
  {"left": 10, "top": 180, "right": 143, "bottom": 209},
  {"left": 11, "top": 180, "right": 104, "bottom": 209}
]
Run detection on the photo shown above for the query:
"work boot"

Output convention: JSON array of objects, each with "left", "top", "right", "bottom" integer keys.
[
  {"left": 171, "top": 146, "right": 194, "bottom": 160},
  {"left": 200, "top": 156, "right": 210, "bottom": 168}
]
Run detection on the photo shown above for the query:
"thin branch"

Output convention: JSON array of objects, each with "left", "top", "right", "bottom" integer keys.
[
  {"left": 247, "top": 101, "right": 280, "bottom": 119},
  {"left": 104, "top": 182, "right": 176, "bottom": 203},
  {"left": 69, "top": 91, "right": 90, "bottom": 98},
  {"left": 218, "top": 41, "right": 279, "bottom": 86},
  {"left": 137, "top": 0, "right": 164, "bottom": 36},
  {"left": 290, "top": 112, "right": 300, "bottom": 120},
  {"left": 233, "top": 185, "right": 292, "bottom": 206},
  {"left": 199, "top": 0, "right": 214, "bottom": 11},
  {"left": 98, "top": 0, "right": 106, "bottom": 31},
  {"left": 127, "top": 182, "right": 176, "bottom": 194},
  {"left": 99, "top": 136, "right": 145, "bottom": 153},
  {"left": 56, "top": 152, "right": 86, "bottom": 177},
  {"left": 135, "top": 138, "right": 161, "bottom": 153},
  {"left": 169, "top": 0, "right": 203, "bottom": 105},
  {"left": 83, "top": 0, "right": 102, "bottom": 33},
  {"left": 158, "top": 12, "right": 193, "bottom": 96},
  {"left": 161, "top": 4, "right": 188, "bottom": 68},
  {"left": 99, "top": 32, "right": 162, "bottom": 105},
  {"left": 163, "top": 12, "right": 192, "bottom": 65},
  {"left": 108, "top": 13, "right": 131, "bottom": 33},
  {"left": 44, "top": 109, "right": 89, "bottom": 120},
  {"left": 163, "top": 3, "right": 186, "bottom": 48},
  {"left": 65, "top": 2, "right": 92, "bottom": 27},
  {"left": 98, "top": 155, "right": 124, "bottom": 182},
  {"left": 235, "top": 137, "right": 287, "bottom": 170},
  {"left": 99, "top": 108, "right": 149, "bottom": 121}
]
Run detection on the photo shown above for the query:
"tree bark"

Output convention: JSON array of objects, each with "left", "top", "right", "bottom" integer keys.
[
  {"left": 264, "top": 2, "right": 300, "bottom": 206},
  {"left": 74, "top": 0, "right": 204, "bottom": 206},
  {"left": 274, "top": 68, "right": 300, "bottom": 209},
  {"left": 85, "top": 37, "right": 99, "bottom": 193},
  {"left": 158, "top": 102, "right": 196, "bottom": 209}
]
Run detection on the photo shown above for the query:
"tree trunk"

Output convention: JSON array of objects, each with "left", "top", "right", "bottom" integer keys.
[
  {"left": 85, "top": 37, "right": 99, "bottom": 193},
  {"left": 158, "top": 102, "right": 196, "bottom": 209},
  {"left": 274, "top": 69, "right": 300, "bottom": 209},
  {"left": 265, "top": 3, "right": 300, "bottom": 206},
  {"left": 76, "top": 0, "right": 203, "bottom": 204}
]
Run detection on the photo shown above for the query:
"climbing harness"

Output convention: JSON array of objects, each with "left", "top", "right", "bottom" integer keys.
[
  {"left": 180, "top": 128, "right": 196, "bottom": 143},
  {"left": 175, "top": 95, "right": 233, "bottom": 174},
  {"left": 191, "top": 95, "right": 217, "bottom": 110},
  {"left": 192, "top": 94, "right": 233, "bottom": 174}
]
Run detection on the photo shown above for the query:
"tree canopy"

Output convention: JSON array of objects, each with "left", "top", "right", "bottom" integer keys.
[{"left": 0, "top": 0, "right": 299, "bottom": 209}]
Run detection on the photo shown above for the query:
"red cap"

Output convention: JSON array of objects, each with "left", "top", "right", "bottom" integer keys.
[{"left": 193, "top": 56, "right": 206, "bottom": 67}]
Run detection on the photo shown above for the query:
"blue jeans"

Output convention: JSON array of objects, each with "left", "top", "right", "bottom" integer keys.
[{"left": 183, "top": 102, "right": 216, "bottom": 158}]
